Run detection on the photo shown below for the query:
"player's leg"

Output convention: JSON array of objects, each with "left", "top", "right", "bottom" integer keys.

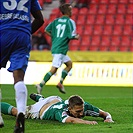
[
  {"left": 1, "top": 102, "right": 17, "bottom": 116},
  {"left": 35, "top": 72, "right": 50, "bottom": 94},
  {"left": 9, "top": 31, "right": 31, "bottom": 133},
  {"left": 0, "top": 89, "right": 4, "bottom": 128},
  {"left": 60, "top": 61, "right": 72, "bottom": 84},
  {"left": 36, "top": 54, "right": 61, "bottom": 94},
  {"left": 30, "top": 93, "right": 44, "bottom": 102},
  {"left": 13, "top": 70, "right": 27, "bottom": 133},
  {"left": 36, "top": 66, "right": 58, "bottom": 94},
  {"left": 57, "top": 55, "right": 72, "bottom": 94}
]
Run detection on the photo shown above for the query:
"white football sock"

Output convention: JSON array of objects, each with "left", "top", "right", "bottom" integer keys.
[{"left": 14, "top": 81, "right": 27, "bottom": 115}]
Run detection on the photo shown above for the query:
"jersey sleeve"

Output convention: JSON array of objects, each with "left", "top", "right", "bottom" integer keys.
[
  {"left": 45, "top": 22, "right": 52, "bottom": 34},
  {"left": 67, "top": 19, "right": 77, "bottom": 39},
  {"left": 83, "top": 102, "right": 100, "bottom": 117},
  {"left": 54, "top": 110, "right": 70, "bottom": 123},
  {"left": 31, "top": 0, "right": 42, "bottom": 13}
]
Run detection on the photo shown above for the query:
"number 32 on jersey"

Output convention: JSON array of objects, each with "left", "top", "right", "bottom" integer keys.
[{"left": 3, "top": 0, "right": 28, "bottom": 12}]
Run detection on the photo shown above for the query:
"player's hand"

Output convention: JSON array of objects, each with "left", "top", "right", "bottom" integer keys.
[
  {"left": 75, "top": 34, "right": 80, "bottom": 39},
  {"left": 104, "top": 118, "right": 114, "bottom": 123},
  {"left": 85, "top": 121, "right": 98, "bottom": 125}
]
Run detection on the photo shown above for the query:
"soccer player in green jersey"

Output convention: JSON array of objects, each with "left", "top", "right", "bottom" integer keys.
[
  {"left": 1, "top": 93, "right": 114, "bottom": 124},
  {"left": 36, "top": 3, "right": 80, "bottom": 94}
]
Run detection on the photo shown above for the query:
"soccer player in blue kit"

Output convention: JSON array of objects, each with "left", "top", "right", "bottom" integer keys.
[{"left": 0, "top": 0, "right": 44, "bottom": 132}]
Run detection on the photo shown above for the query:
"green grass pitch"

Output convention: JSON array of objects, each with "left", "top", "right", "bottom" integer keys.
[{"left": 0, "top": 85, "right": 132, "bottom": 133}]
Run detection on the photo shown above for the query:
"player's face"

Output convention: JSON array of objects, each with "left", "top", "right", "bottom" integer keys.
[{"left": 69, "top": 104, "right": 84, "bottom": 118}]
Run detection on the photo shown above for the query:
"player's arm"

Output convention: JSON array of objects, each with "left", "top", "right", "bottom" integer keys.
[
  {"left": 31, "top": 10, "right": 44, "bottom": 34},
  {"left": 65, "top": 116, "right": 98, "bottom": 125},
  {"left": 84, "top": 102, "right": 114, "bottom": 123},
  {"left": 68, "top": 19, "right": 80, "bottom": 40},
  {"left": 73, "top": 34, "right": 80, "bottom": 40},
  {"left": 44, "top": 22, "right": 52, "bottom": 36},
  {"left": 45, "top": 30, "right": 51, "bottom": 36},
  {"left": 69, "top": 32, "right": 80, "bottom": 40},
  {"left": 99, "top": 109, "right": 114, "bottom": 123}
]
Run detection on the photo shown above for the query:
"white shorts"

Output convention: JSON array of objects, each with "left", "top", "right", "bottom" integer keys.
[
  {"left": 52, "top": 54, "right": 71, "bottom": 68},
  {"left": 25, "top": 96, "right": 62, "bottom": 119}
]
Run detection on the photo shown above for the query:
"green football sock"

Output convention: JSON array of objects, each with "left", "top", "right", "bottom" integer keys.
[
  {"left": 40, "top": 72, "right": 52, "bottom": 87},
  {"left": 36, "top": 95, "right": 44, "bottom": 102},
  {"left": 1, "top": 102, "right": 14, "bottom": 115},
  {"left": 60, "top": 70, "right": 68, "bottom": 84}
]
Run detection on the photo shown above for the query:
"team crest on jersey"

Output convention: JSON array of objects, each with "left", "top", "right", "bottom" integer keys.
[{"left": 62, "top": 111, "right": 67, "bottom": 117}]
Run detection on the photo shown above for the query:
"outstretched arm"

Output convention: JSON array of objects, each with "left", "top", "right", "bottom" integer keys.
[
  {"left": 99, "top": 109, "right": 114, "bottom": 123},
  {"left": 84, "top": 101, "right": 114, "bottom": 123},
  {"left": 65, "top": 116, "right": 98, "bottom": 125}
]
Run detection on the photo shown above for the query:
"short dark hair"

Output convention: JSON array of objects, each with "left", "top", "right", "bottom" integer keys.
[
  {"left": 59, "top": 3, "right": 71, "bottom": 15},
  {"left": 68, "top": 95, "right": 84, "bottom": 108}
]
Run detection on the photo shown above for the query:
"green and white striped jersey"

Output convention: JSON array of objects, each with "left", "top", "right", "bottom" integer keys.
[
  {"left": 45, "top": 16, "right": 77, "bottom": 55},
  {"left": 41, "top": 100, "right": 100, "bottom": 123}
]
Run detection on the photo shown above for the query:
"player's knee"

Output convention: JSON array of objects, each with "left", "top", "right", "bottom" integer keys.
[
  {"left": 66, "top": 61, "right": 72, "bottom": 68},
  {"left": 68, "top": 62, "right": 72, "bottom": 70},
  {"left": 12, "top": 107, "right": 18, "bottom": 116}
]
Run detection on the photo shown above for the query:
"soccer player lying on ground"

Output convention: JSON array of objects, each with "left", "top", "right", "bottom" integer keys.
[{"left": 1, "top": 94, "right": 114, "bottom": 124}]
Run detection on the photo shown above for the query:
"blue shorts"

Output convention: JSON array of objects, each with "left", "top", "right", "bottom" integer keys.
[{"left": 0, "top": 29, "right": 31, "bottom": 72}]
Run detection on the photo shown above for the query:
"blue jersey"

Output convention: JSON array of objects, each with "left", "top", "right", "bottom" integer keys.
[{"left": 0, "top": 0, "right": 42, "bottom": 35}]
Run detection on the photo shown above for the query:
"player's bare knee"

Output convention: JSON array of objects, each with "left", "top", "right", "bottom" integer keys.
[
  {"left": 65, "top": 61, "right": 72, "bottom": 69},
  {"left": 12, "top": 107, "right": 18, "bottom": 116}
]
